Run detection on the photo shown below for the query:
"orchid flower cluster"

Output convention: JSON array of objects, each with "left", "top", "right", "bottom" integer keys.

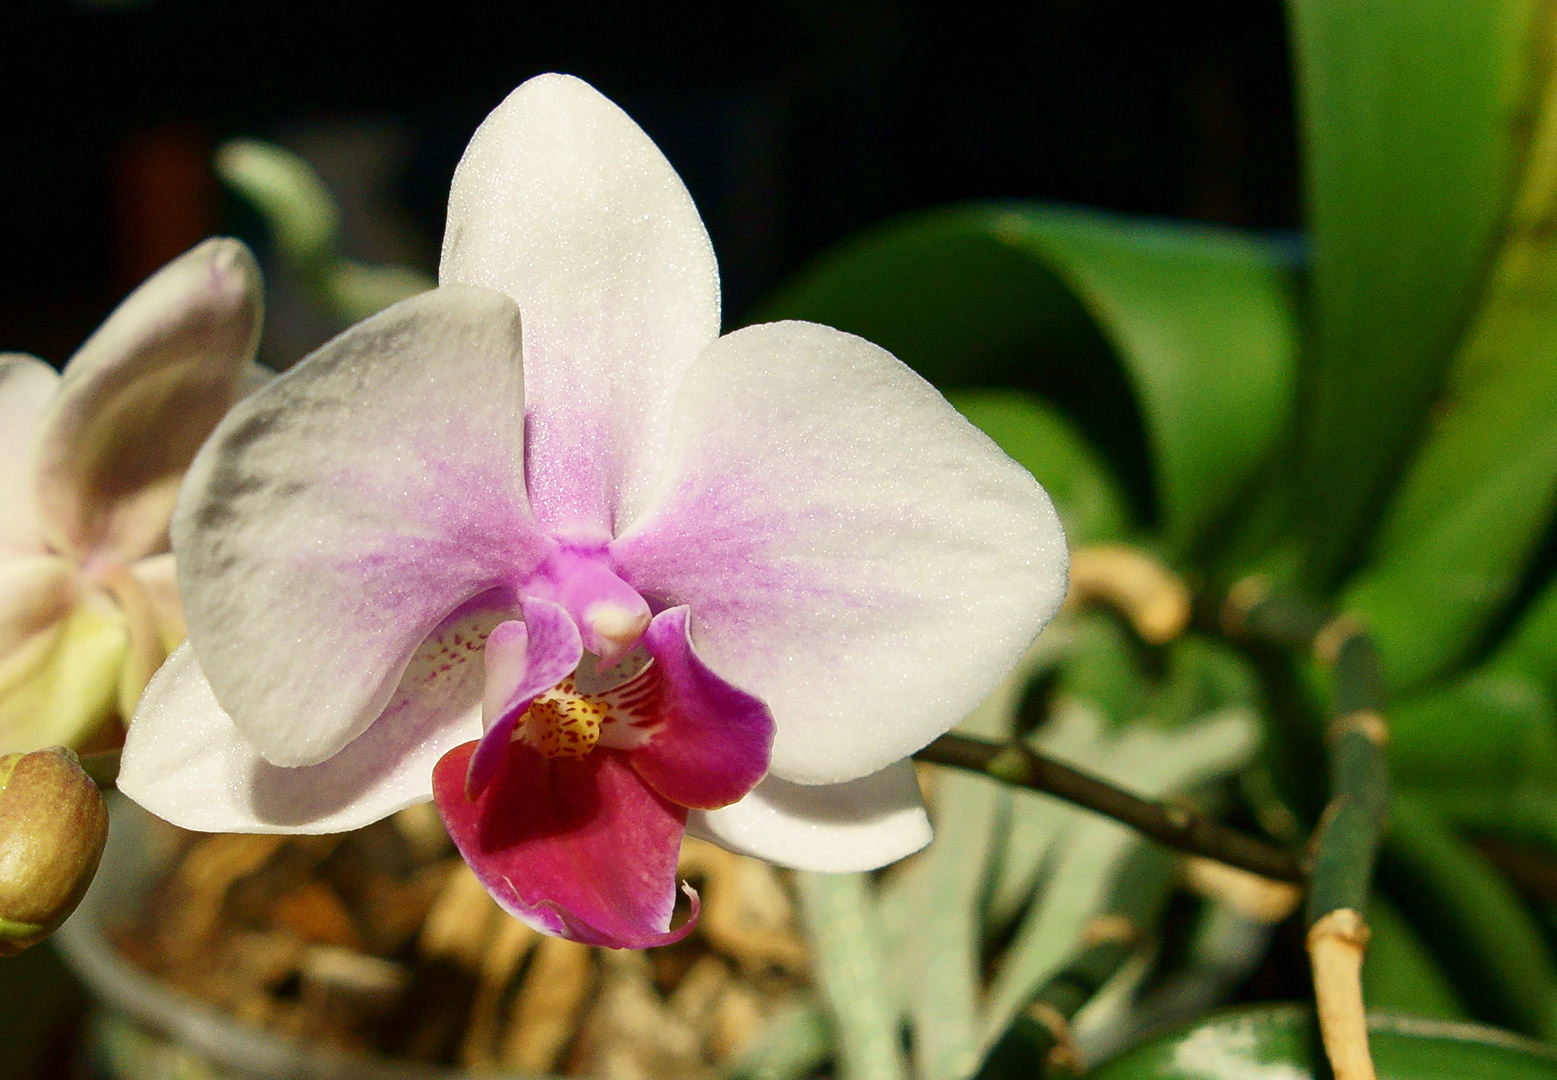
[
  {"left": 4, "top": 75, "right": 1068, "bottom": 950},
  {"left": 0, "top": 241, "right": 261, "bottom": 756}
]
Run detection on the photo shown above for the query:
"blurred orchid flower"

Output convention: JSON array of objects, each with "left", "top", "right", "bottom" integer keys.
[
  {"left": 120, "top": 75, "right": 1068, "bottom": 948},
  {"left": 0, "top": 240, "right": 261, "bottom": 754}
]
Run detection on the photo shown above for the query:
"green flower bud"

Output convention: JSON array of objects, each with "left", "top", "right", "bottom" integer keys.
[{"left": 0, "top": 747, "right": 109, "bottom": 956}]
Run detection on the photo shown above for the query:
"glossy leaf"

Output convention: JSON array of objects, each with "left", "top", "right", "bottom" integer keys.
[
  {"left": 758, "top": 203, "right": 1300, "bottom": 555},
  {"left": 946, "top": 389, "right": 1131, "bottom": 545},
  {"left": 1343, "top": 58, "right": 1557, "bottom": 688},
  {"left": 1087, "top": 1003, "right": 1557, "bottom": 1079},
  {"left": 1288, "top": 0, "right": 1543, "bottom": 585},
  {"left": 1380, "top": 795, "right": 1557, "bottom": 1041}
]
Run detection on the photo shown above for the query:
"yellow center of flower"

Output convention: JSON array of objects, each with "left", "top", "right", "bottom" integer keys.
[{"left": 520, "top": 682, "right": 611, "bottom": 759}]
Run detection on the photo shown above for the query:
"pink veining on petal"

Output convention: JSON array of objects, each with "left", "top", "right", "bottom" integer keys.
[
  {"left": 627, "top": 606, "right": 774, "bottom": 811},
  {"left": 466, "top": 596, "right": 583, "bottom": 797},
  {"left": 434, "top": 739, "right": 698, "bottom": 949}
]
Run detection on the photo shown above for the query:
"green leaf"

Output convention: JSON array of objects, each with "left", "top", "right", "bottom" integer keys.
[
  {"left": 1491, "top": 572, "right": 1557, "bottom": 692},
  {"left": 1364, "top": 891, "right": 1471, "bottom": 1022},
  {"left": 1340, "top": 34, "right": 1557, "bottom": 690},
  {"left": 1087, "top": 1003, "right": 1557, "bottom": 1079},
  {"left": 757, "top": 203, "right": 1300, "bottom": 555},
  {"left": 794, "top": 872, "right": 906, "bottom": 1080},
  {"left": 1288, "top": 0, "right": 1544, "bottom": 585},
  {"left": 1144, "top": 634, "right": 1263, "bottom": 729},
  {"left": 980, "top": 710, "right": 1260, "bottom": 1042},
  {"left": 1054, "top": 611, "right": 1148, "bottom": 729},
  {"left": 1389, "top": 671, "right": 1557, "bottom": 790},
  {"left": 945, "top": 389, "right": 1131, "bottom": 545},
  {"left": 1380, "top": 794, "right": 1557, "bottom": 1040}
]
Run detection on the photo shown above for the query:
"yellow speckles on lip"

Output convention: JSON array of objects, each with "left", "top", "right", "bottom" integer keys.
[
  {"left": 511, "top": 654, "right": 663, "bottom": 759},
  {"left": 521, "top": 692, "right": 610, "bottom": 759}
]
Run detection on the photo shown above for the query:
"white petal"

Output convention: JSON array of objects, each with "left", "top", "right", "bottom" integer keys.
[
  {"left": 129, "top": 552, "right": 185, "bottom": 654},
  {"left": 0, "top": 555, "right": 77, "bottom": 658},
  {"left": 121, "top": 641, "right": 484, "bottom": 833},
  {"left": 174, "top": 284, "right": 546, "bottom": 766},
  {"left": 34, "top": 239, "right": 262, "bottom": 562},
  {"left": 0, "top": 354, "right": 59, "bottom": 555},
  {"left": 687, "top": 759, "right": 932, "bottom": 873},
  {"left": 614, "top": 321, "right": 1069, "bottom": 784},
  {"left": 440, "top": 73, "right": 720, "bottom": 538}
]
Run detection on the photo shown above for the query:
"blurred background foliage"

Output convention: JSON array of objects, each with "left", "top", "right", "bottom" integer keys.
[{"left": 11, "top": 0, "right": 1557, "bottom": 1077}]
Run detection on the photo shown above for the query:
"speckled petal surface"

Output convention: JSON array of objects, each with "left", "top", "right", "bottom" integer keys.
[
  {"left": 33, "top": 239, "right": 262, "bottom": 562},
  {"left": 439, "top": 73, "right": 720, "bottom": 538},
  {"left": 687, "top": 759, "right": 932, "bottom": 872},
  {"left": 434, "top": 739, "right": 697, "bottom": 948},
  {"left": 0, "top": 354, "right": 59, "bottom": 555},
  {"left": 121, "top": 606, "right": 501, "bottom": 832},
  {"left": 174, "top": 284, "right": 550, "bottom": 767},
  {"left": 613, "top": 320, "right": 1069, "bottom": 784}
]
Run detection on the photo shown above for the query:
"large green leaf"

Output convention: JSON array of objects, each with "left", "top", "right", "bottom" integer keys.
[
  {"left": 757, "top": 204, "right": 1300, "bottom": 556},
  {"left": 1389, "top": 671, "right": 1557, "bottom": 790},
  {"left": 1380, "top": 795, "right": 1557, "bottom": 1040},
  {"left": 1341, "top": 18, "right": 1557, "bottom": 691},
  {"left": 1087, "top": 1004, "right": 1557, "bottom": 1079},
  {"left": 1288, "top": 0, "right": 1544, "bottom": 585}
]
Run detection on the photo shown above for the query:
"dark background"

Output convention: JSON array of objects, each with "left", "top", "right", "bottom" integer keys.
[{"left": 0, "top": 0, "right": 1297, "bottom": 367}]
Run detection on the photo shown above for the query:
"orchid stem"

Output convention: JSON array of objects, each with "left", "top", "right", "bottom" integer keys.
[
  {"left": 1221, "top": 578, "right": 1391, "bottom": 1080},
  {"left": 913, "top": 733, "right": 1304, "bottom": 883}
]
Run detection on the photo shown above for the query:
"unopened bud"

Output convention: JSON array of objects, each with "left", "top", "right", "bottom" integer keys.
[{"left": 0, "top": 747, "right": 109, "bottom": 956}]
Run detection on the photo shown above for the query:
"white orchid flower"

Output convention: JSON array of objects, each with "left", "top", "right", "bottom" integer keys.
[
  {"left": 0, "top": 240, "right": 261, "bottom": 753},
  {"left": 121, "top": 76, "right": 1067, "bottom": 948}
]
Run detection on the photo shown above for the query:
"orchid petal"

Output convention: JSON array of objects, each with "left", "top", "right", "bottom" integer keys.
[
  {"left": 467, "top": 597, "right": 583, "bottom": 797},
  {"left": 629, "top": 605, "right": 774, "bottom": 810},
  {"left": 130, "top": 553, "right": 186, "bottom": 655},
  {"left": 613, "top": 320, "right": 1069, "bottom": 784},
  {"left": 687, "top": 759, "right": 931, "bottom": 873},
  {"left": 0, "top": 593, "right": 126, "bottom": 754},
  {"left": 33, "top": 239, "right": 262, "bottom": 562},
  {"left": 440, "top": 74, "right": 720, "bottom": 536},
  {"left": 121, "top": 609, "right": 498, "bottom": 832},
  {"left": 174, "top": 284, "right": 550, "bottom": 766},
  {"left": 434, "top": 739, "right": 697, "bottom": 948},
  {"left": 0, "top": 555, "right": 76, "bottom": 658},
  {"left": 0, "top": 355, "right": 59, "bottom": 556}
]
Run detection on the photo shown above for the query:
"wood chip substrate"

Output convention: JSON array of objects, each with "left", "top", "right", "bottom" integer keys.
[{"left": 116, "top": 807, "right": 812, "bottom": 1078}]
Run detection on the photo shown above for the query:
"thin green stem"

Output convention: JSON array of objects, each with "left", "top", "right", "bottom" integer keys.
[{"left": 913, "top": 733, "right": 1304, "bottom": 883}]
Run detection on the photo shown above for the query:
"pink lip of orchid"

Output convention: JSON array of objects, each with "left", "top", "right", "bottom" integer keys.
[
  {"left": 0, "top": 239, "right": 262, "bottom": 754},
  {"left": 119, "top": 74, "right": 1070, "bottom": 949}
]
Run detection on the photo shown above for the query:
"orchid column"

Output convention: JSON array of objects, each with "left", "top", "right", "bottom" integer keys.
[{"left": 121, "top": 74, "right": 1069, "bottom": 949}]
